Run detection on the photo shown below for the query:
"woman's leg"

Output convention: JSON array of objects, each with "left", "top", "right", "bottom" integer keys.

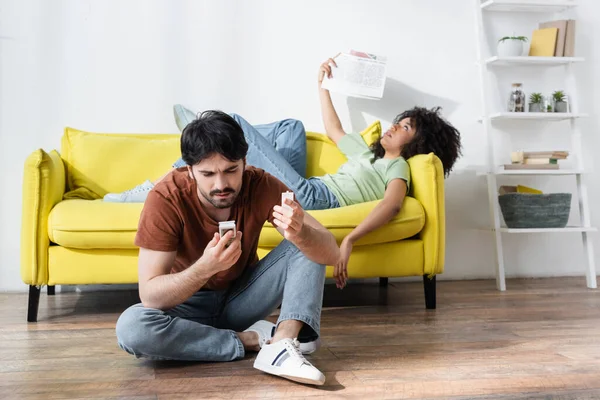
[
  {"left": 229, "top": 114, "right": 336, "bottom": 210},
  {"left": 249, "top": 118, "right": 307, "bottom": 177},
  {"left": 171, "top": 114, "right": 306, "bottom": 175}
]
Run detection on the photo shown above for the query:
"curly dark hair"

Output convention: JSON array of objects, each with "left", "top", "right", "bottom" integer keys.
[{"left": 370, "top": 106, "right": 462, "bottom": 177}]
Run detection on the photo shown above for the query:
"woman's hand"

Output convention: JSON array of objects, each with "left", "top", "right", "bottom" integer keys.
[
  {"left": 318, "top": 54, "right": 339, "bottom": 89},
  {"left": 334, "top": 236, "right": 353, "bottom": 289}
]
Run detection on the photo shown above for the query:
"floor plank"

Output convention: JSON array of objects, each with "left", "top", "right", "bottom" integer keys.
[{"left": 1, "top": 278, "right": 599, "bottom": 399}]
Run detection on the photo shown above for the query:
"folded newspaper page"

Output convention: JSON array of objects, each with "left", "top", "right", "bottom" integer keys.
[{"left": 321, "top": 50, "right": 388, "bottom": 99}]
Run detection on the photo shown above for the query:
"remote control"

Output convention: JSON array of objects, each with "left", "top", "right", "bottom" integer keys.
[
  {"left": 218, "top": 220, "right": 236, "bottom": 247},
  {"left": 282, "top": 191, "right": 294, "bottom": 210}
]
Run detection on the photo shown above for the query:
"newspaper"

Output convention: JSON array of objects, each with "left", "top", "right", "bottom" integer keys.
[{"left": 321, "top": 50, "right": 388, "bottom": 99}]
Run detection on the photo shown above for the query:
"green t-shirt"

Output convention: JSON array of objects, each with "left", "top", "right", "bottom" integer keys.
[{"left": 317, "top": 133, "right": 411, "bottom": 207}]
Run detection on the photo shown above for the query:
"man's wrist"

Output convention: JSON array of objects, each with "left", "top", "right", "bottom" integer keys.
[
  {"left": 296, "top": 223, "right": 313, "bottom": 245},
  {"left": 191, "top": 258, "right": 214, "bottom": 281}
]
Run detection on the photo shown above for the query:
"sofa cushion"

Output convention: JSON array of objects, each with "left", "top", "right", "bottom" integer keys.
[
  {"left": 47, "top": 196, "right": 424, "bottom": 249},
  {"left": 61, "top": 128, "right": 181, "bottom": 200},
  {"left": 61, "top": 121, "right": 381, "bottom": 200},
  {"left": 259, "top": 196, "right": 425, "bottom": 247},
  {"left": 305, "top": 121, "right": 381, "bottom": 178},
  {"left": 48, "top": 200, "right": 144, "bottom": 249}
]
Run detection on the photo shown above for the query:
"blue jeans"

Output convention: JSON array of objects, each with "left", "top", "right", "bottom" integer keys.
[
  {"left": 115, "top": 240, "right": 325, "bottom": 361},
  {"left": 173, "top": 113, "right": 340, "bottom": 210}
]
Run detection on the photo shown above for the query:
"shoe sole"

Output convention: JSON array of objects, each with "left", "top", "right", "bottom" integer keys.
[{"left": 253, "top": 361, "right": 325, "bottom": 386}]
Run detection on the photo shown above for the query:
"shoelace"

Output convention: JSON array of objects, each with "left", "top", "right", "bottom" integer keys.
[
  {"left": 121, "top": 184, "right": 151, "bottom": 195},
  {"left": 284, "top": 338, "right": 311, "bottom": 366}
]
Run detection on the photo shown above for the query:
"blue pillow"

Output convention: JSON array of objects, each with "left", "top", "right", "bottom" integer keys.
[{"left": 173, "top": 104, "right": 196, "bottom": 132}]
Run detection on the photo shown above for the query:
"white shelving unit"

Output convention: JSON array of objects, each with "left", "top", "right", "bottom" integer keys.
[
  {"left": 473, "top": 0, "right": 597, "bottom": 291},
  {"left": 488, "top": 112, "right": 588, "bottom": 120},
  {"left": 480, "top": 0, "right": 577, "bottom": 13},
  {"left": 485, "top": 55, "right": 584, "bottom": 66}
]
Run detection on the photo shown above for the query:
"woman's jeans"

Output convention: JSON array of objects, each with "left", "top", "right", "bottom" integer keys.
[{"left": 174, "top": 114, "right": 340, "bottom": 210}]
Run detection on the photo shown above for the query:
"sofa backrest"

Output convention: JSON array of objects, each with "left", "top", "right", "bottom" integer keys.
[
  {"left": 62, "top": 128, "right": 181, "bottom": 199},
  {"left": 61, "top": 121, "right": 383, "bottom": 200}
]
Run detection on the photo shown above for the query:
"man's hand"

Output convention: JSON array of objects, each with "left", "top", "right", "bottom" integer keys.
[
  {"left": 196, "top": 230, "right": 243, "bottom": 276},
  {"left": 272, "top": 198, "right": 305, "bottom": 242}
]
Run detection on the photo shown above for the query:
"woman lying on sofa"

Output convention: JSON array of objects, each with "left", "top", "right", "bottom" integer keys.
[{"left": 104, "top": 56, "right": 462, "bottom": 287}]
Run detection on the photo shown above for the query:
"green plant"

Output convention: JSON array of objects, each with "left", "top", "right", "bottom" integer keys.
[
  {"left": 547, "top": 104, "right": 553, "bottom": 112},
  {"left": 552, "top": 90, "right": 566, "bottom": 102},
  {"left": 498, "top": 36, "right": 528, "bottom": 43},
  {"left": 529, "top": 93, "right": 543, "bottom": 104}
]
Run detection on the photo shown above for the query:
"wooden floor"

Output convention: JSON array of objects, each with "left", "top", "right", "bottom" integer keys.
[{"left": 1, "top": 278, "right": 600, "bottom": 399}]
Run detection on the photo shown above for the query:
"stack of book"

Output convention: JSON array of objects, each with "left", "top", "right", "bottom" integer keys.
[
  {"left": 529, "top": 19, "right": 576, "bottom": 57},
  {"left": 505, "top": 151, "right": 569, "bottom": 170}
]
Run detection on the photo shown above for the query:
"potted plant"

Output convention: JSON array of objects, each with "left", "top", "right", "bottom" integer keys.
[
  {"left": 497, "top": 36, "right": 528, "bottom": 57},
  {"left": 553, "top": 90, "right": 568, "bottom": 112},
  {"left": 529, "top": 92, "right": 543, "bottom": 112}
]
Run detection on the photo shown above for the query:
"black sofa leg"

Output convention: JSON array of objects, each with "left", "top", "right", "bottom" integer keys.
[
  {"left": 28, "top": 285, "right": 41, "bottom": 322},
  {"left": 379, "top": 277, "right": 388, "bottom": 287},
  {"left": 47, "top": 285, "right": 55, "bottom": 296},
  {"left": 423, "top": 275, "right": 436, "bottom": 309}
]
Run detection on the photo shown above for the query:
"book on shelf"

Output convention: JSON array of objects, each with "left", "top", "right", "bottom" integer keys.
[
  {"left": 523, "top": 151, "right": 569, "bottom": 159},
  {"left": 537, "top": 19, "right": 576, "bottom": 57},
  {"left": 565, "top": 20, "right": 576, "bottom": 57},
  {"left": 539, "top": 20, "right": 567, "bottom": 56},
  {"left": 528, "top": 27, "right": 558, "bottom": 57},
  {"left": 504, "top": 163, "right": 559, "bottom": 170},
  {"left": 524, "top": 158, "right": 558, "bottom": 165}
]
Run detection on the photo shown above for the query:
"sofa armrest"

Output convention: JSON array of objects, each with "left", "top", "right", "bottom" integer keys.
[
  {"left": 21, "top": 149, "right": 65, "bottom": 286},
  {"left": 407, "top": 153, "right": 445, "bottom": 278}
]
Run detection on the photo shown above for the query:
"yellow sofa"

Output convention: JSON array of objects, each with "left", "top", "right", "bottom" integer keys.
[{"left": 21, "top": 121, "right": 445, "bottom": 322}]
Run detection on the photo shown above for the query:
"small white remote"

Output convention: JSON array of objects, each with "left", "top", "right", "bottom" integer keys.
[
  {"left": 282, "top": 191, "right": 294, "bottom": 210},
  {"left": 218, "top": 220, "right": 236, "bottom": 246}
]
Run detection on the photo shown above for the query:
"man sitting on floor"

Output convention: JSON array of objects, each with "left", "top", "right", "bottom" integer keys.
[{"left": 115, "top": 110, "right": 340, "bottom": 386}]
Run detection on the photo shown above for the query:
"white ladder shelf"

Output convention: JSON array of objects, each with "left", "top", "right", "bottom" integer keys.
[{"left": 473, "top": 0, "right": 597, "bottom": 291}]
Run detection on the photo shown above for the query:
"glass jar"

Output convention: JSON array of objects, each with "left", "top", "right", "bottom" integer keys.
[
  {"left": 544, "top": 95, "right": 554, "bottom": 112},
  {"left": 507, "top": 83, "right": 526, "bottom": 112}
]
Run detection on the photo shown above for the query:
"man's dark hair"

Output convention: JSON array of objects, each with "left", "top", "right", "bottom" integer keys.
[
  {"left": 370, "top": 106, "right": 462, "bottom": 177},
  {"left": 180, "top": 110, "right": 249, "bottom": 166}
]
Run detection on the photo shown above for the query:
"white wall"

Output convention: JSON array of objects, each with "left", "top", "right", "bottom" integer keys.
[{"left": 1, "top": 0, "right": 599, "bottom": 291}]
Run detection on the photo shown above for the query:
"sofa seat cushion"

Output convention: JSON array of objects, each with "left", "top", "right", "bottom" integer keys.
[
  {"left": 259, "top": 196, "right": 425, "bottom": 247},
  {"left": 48, "top": 195, "right": 425, "bottom": 250},
  {"left": 48, "top": 200, "right": 144, "bottom": 249}
]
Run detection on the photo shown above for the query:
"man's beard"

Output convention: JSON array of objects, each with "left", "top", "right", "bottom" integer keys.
[{"left": 199, "top": 187, "right": 238, "bottom": 209}]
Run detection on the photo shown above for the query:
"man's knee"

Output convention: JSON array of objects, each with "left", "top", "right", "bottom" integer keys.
[
  {"left": 285, "top": 242, "right": 326, "bottom": 271},
  {"left": 115, "top": 305, "right": 159, "bottom": 356}
]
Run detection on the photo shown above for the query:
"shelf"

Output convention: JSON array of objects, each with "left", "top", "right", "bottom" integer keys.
[
  {"left": 477, "top": 168, "right": 584, "bottom": 176},
  {"left": 499, "top": 226, "right": 597, "bottom": 233},
  {"left": 486, "top": 112, "right": 587, "bottom": 121},
  {"left": 485, "top": 56, "right": 584, "bottom": 66},
  {"left": 481, "top": 0, "right": 577, "bottom": 12},
  {"left": 495, "top": 168, "right": 584, "bottom": 175}
]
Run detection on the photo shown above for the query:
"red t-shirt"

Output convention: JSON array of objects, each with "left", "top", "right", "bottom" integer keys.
[{"left": 134, "top": 166, "right": 290, "bottom": 290}]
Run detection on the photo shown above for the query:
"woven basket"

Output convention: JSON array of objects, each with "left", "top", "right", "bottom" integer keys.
[{"left": 498, "top": 193, "right": 572, "bottom": 229}]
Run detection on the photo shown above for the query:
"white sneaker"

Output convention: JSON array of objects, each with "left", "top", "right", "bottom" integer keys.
[
  {"left": 298, "top": 337, "right": 321, "bottom": 355},
  {"left": 244, "top": 320, "right": 276, "bottom": 348},
  {"left": 103, "top": 180, "right": 154, "bottom": 203},
  {"left": 254, "top": 338, "right": 325, "bottom": 386},
  {"left": 244, "top": 320, "right": 322, "bottom": 354}
]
